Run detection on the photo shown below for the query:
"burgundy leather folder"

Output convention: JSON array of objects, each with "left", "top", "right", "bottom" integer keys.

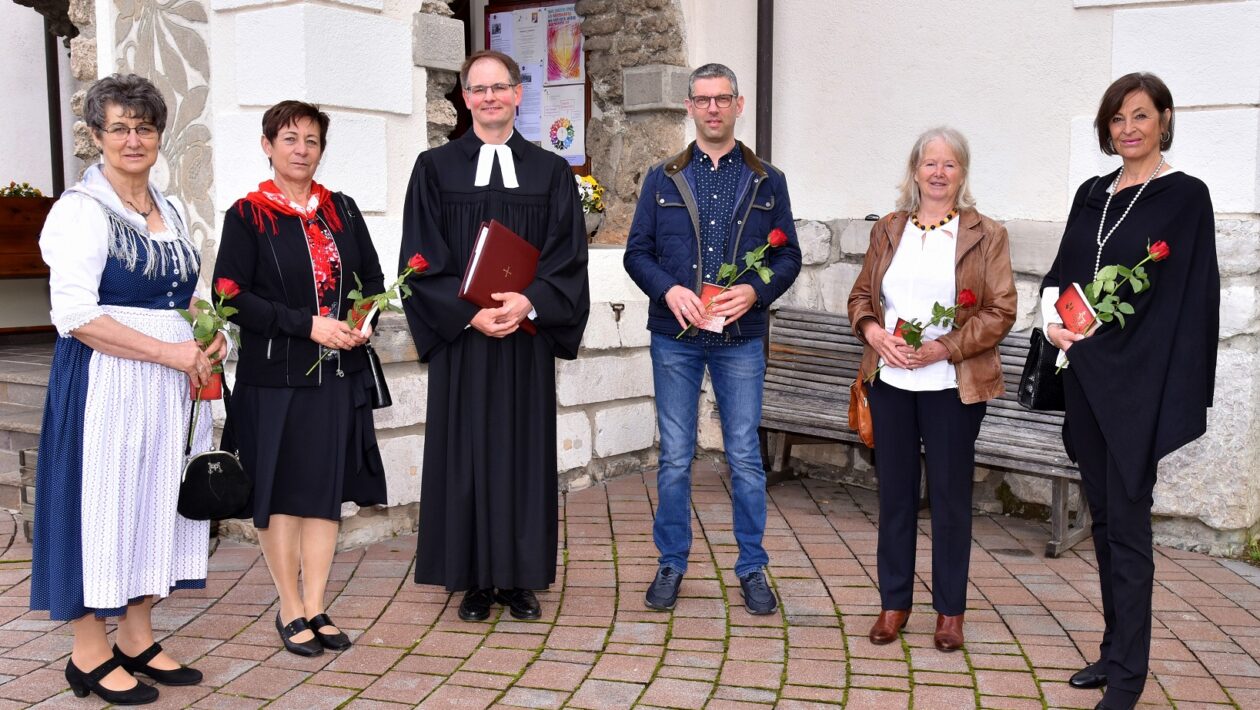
[{"left": 459, "top": 219, "right": 540, "bottom": 335}]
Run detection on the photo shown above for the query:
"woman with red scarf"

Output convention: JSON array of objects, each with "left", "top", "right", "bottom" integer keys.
[{"left": 213, "top": 101, "right": 387, "bottom": 657}]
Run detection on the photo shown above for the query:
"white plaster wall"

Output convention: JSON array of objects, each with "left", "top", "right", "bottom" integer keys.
[
  {"left": 760, "top": 1, "right": 1112, "bottom": 222},
  {"left": 678, "top": 0, "right": 757, "bottom": 149},
  {"left": 209, "top": 0, "right": 426, "bottom": 262},
  {"left": 0, "top": 3, "right": 77, "bottom": 194}
]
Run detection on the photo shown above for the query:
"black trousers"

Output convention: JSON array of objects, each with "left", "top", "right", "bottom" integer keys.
[
  {"left": 868, "top": 379, "right": 986, "bottom": 615},
  {"left": 1064, "top": 369, "right": 1155, "bottom": 697}
]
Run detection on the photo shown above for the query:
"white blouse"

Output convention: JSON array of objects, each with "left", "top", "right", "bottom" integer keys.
[{"left": 879, "top": 214, "right": 960, "bottom": 392}]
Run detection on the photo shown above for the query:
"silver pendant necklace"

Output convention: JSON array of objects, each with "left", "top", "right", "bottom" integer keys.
[{"left": 1094, "top": 154, "right": 1165, "bottom": 277}]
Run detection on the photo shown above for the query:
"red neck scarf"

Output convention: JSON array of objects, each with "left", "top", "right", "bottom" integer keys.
[{"left": 240, "top": 179, "right": 345, "bottom": 308}]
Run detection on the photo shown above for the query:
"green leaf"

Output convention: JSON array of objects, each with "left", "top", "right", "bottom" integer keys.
[
  {"left": 1097, "top": 265, "right": 1119, "bottom": 281},
  {"left": 1131, "top": 280, "right": 1145, "bottom": 294},
  {"left": 744, "top": 251, "right": 758, "bottom": 268},
  {"left": 219, "top": 306, "right": 238, "bottom": 318},
  {"left": 1096, "top": 301, "right": 1114, "bottom": 314},
  {"left": 1116, "top": 265, "right": 1132, "bottom": 278},
  {"left": 757, "top": 266, "right": 772, "bottom": 284},
  {"left": 1117, "top": 302, "right": 1134, "bottom": 315},
  {"left": 1098, "top": 312, "right": 1113, "bottom": 322},
  {"left": 399, "top": 284, "right": 412, "bottom": 298},
  {"left": 717, "top": 263, "right": 736, "bottom": 283},
  {"left": 1133, "top": 266, "right": 1146, "bottom": 279},
  {"left": 354, "top": 273, "right": 364, "bottom": 290},
  {"left": 176, "top": 308, "right": 194, "bottom": 325},
  {"left": 1114, "top": 312, "right": 1126, "bottom": 328},
  {"left": 347, "top": 289, "right": 362, "bottom": 302}
]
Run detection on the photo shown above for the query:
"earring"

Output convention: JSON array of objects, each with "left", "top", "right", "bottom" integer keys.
[{"left": 1160, "top": 130, "right": 1170, "bottom": 144}]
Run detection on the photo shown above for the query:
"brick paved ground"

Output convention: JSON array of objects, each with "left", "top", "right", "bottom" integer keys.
[{"left": 0, "top": 463, "right": 1257, "bottom": 708}]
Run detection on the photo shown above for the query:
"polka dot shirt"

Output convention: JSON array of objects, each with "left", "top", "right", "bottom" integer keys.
[{"left": 692, "top": 144, "right": 751, "bottom": 346}]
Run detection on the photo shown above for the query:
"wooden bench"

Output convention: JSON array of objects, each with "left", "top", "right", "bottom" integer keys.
[{"left": 760, "top": 307, "right": 1090, "bottom": 557}]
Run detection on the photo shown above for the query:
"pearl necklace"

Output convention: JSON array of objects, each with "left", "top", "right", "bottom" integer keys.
[{"left": 1094, "top": 155, "right": 1164, "bottom": 277}]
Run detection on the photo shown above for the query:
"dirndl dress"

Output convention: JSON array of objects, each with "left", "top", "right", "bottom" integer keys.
[{"left": 30, "top": 201, "right": 211, "bottom": 621}]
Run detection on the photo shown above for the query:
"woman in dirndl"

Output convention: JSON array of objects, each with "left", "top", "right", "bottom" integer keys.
[{"left": 31, "top": 74, "right": 222, "bottom": 705}]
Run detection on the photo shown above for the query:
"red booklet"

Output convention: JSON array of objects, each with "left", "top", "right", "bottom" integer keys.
[
  {"left": 1055, "top": 282, "right": 1099, "bottom": 335},
  {"left": 459, "top": 219, "right": 541, "bottom": 335},
  {"left": 696, "top": 282, "right": 726, "bottom": 333}
]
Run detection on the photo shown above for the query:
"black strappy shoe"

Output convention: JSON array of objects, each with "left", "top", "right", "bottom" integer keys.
[
  {"left": 308, "top": 613, "right": 352, "bottom": 651},
  {"left": 65, "top": 656, "right": 158, "bottom": 705},
  {"left": 113, "top": 642, "right": 202, "bottom": 686},
  {"left": 275, "top": 611, "right": 323, "bottom": 656}
]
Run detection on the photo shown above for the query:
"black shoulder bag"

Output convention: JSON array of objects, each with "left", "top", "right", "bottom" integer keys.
[
  {"left": 178, "top": 381, "right": 252, "bottom": 520},
  {"left": 335, "top": 193, "right": 392, "bottom": 410}
]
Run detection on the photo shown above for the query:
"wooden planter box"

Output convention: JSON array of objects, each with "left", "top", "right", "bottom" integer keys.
[{"left": 0, "top": 197, "right": 54, "bottom": 279}]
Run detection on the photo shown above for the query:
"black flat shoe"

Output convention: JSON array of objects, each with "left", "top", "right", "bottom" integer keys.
[
  {"left": 275, "top": 611, "right": 323, "bottom": 656},
  {"left": 459, "top": 588, "right": 495, "bottom": 622},
  {"left": 308, "top": 613, "right": 352, "bottom": 650},
  {"left": 494, "top": 588, "right": 542, "bottom": 620},
  {"left": 113, "top": 642, "right": 202, "bottom": 686},
  {"left": 645, "top": 567, "right": 683, "bottom": 611},
  {"left": 1069, "top": 661, "right": 1108, "bottom": 689},
  {"left": 66, "top": 657, "right": 158, "bottom": 705}
]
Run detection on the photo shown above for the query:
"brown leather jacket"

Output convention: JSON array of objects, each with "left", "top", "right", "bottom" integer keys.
[{"left": 847, "top": 209, "right": 1017, "bottom": 404}]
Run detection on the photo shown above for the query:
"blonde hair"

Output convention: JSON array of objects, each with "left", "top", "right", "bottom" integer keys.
[{"left": 895, "top": 126, "right": 976, "bottom": 214}]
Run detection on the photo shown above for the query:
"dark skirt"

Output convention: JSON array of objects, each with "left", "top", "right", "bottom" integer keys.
[{"left": 230, "top": 366, "right": 387, "bottom": 528}]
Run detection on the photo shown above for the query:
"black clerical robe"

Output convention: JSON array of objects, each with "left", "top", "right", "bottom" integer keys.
[
  {"left": 401, "top": 130, "right": 589, "bottom": 591},
  {"left": 1042, "top": 170, "right": 1219, "bottom": 500}
]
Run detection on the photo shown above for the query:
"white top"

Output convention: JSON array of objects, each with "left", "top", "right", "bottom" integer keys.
[
  {"left": 878, "top": 214, "right": 959, "bottom": 392},
  {"left": 40, "top": 163, "right": 194, "bottom": 337}
]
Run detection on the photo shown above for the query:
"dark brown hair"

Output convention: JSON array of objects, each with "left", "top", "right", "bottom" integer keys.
[
  {"left": 460, "top": 50, "right": 521, "bottom": 89},
  {"left": 262, "top": 100, "right": 331, "bottom": 149},
  {"left": 1094, "top": 72, "right": 1174, "bottom": 155}
]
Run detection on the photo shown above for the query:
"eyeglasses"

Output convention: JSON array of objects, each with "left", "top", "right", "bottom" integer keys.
[
  {"left": 464, "top": 83, "right": 518, "bottom": 97},
  {"left": 102, "top": 124, "right": 159, "bottom": 140},
  {"left": 689, "top": 94, "right": 735, "bottom": 109}
]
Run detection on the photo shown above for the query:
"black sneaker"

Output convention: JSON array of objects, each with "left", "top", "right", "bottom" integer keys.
[
  {"left": 645, "top": 566, "right": 683, "bottom": 610},
  {"left": 458, "top": 588, "right": 495, "bottom": 622},
  {"left": 738, "top": 570, "right": 778, "bottom": 615}
]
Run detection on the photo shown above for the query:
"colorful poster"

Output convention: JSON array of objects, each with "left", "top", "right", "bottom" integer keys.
[
  {"left": 541, "top": 84, "right": 585, "bottom": 166},
  {"left": 544, "top": 5, "right": 584, "bottom": 85}
]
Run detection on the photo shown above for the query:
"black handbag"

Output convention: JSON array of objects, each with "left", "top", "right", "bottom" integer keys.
[
  {"left": 178, "top": 381, "right": 252, "bottom": 520},
  {"left": 364, "top": 342, "right": 391, "bottom": 409},
  {"left": 1017, "top": 328, "right": 1065, "bottom": 411}
]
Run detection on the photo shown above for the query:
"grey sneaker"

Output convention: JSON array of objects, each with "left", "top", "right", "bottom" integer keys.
[{"left": 739, "top": 570, "right": 778, "bottom": 615}]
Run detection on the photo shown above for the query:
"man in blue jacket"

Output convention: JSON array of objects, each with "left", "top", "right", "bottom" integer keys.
[{"left": 624, "top": 63, "right": 801, "bottom": 615}]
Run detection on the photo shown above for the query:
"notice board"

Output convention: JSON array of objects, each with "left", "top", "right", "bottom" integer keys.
[{"left": 485, "top": 0, "right": 590, "bottom": 172}]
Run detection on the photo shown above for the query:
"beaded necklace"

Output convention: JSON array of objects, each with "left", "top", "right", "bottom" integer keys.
[
  {"left": 1094, "top": 155, "right": 1164, "bottom": 277},
  {"left": 911, "top": 208, "right": 958, "bottom": 232}
]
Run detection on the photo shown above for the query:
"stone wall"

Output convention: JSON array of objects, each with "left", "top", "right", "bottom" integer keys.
[{"left": 576, "top": 0, "right": 689, "bottom": 245}]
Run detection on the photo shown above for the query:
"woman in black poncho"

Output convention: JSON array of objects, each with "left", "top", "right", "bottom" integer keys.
[{"left": 1040, "top": 73, "right": 1219, "bottom": 710}]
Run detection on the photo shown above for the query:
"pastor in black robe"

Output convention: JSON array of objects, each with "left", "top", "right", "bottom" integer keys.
[
  {"left": 1040, "top": 169, "right": 1218, "bottom": 698},
  {"left": 400, "top": 129, "right": 589, "bottom": 592}
]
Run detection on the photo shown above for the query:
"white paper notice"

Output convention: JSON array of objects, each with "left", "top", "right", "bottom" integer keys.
[
  {"left": 517, "top": 60, "right": 544, "bottom": 144},
  {"left": 541, "top": 84, "right": 585, "bottom": 166},
  {"left": 512, "top": 8, "right": 546, "bottom": 67},
  {"left": 488, "top": 12, "right": 514, "bottom": 54}
]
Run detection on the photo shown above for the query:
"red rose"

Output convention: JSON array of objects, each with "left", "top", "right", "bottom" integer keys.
[
  {"left": 1148, "top": 241, "right": 1170, "bottom": 262},
  {"left": 957, "top": 289, "right": 977, "bottom": 309},
  {"left": 767, "top": 228, "right": 788, "bottom": 248},
  {"left": 408, "top": 253, "right": 430, "bottom": 273},
  {"left": 214, "top": 277, "right": 240, "bottom": 300}
]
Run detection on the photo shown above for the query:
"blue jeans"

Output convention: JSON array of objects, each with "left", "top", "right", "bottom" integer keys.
[{"left": 650, "top": 333, "right": 769, "bottom": 578}]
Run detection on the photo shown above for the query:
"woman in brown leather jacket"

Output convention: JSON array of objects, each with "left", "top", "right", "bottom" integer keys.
[{"left": 847, "top": 126, "right": 1016, "bottom": 653}]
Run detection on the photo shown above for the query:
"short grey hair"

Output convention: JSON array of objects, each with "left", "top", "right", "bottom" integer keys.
[
  {"left": 689, "top": 63, "right": 739, "bottom": 97},
  {"left": 83, "top": 73, "right": 168, "bottom": 135},
  {"left": 895, "top": 126, "right": 977, "bottom": 214}
]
